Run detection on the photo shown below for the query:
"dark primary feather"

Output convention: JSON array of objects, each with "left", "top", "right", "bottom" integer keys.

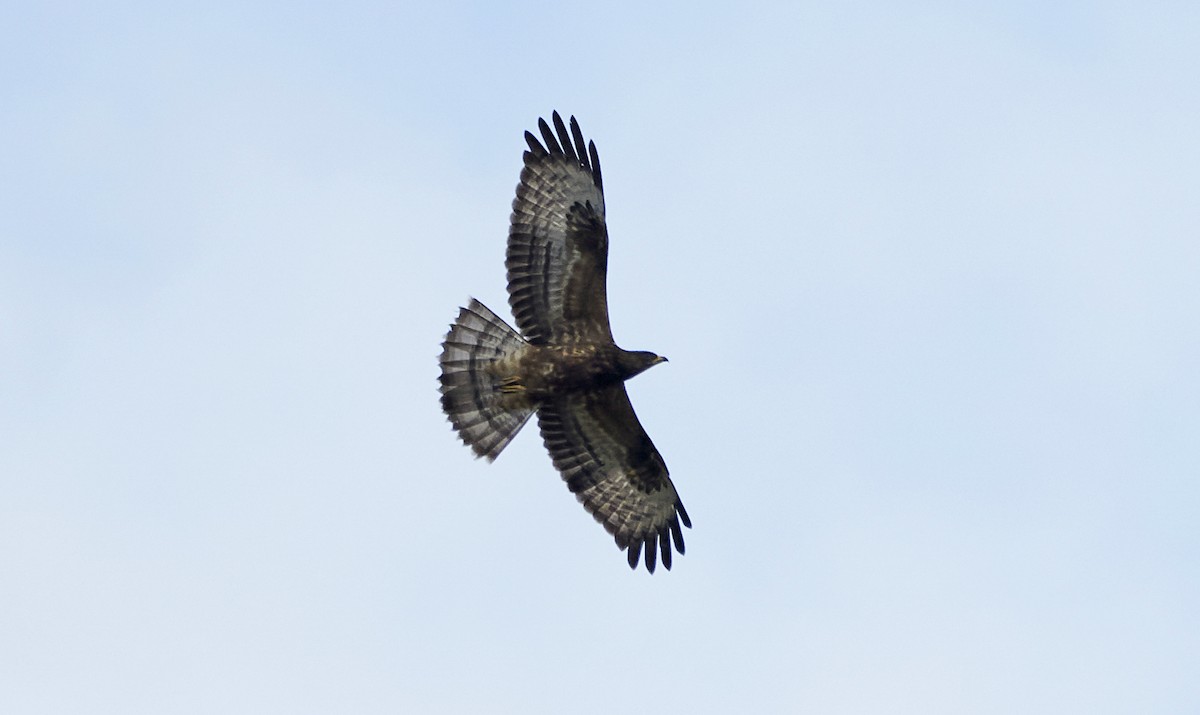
[{"left": 553, "top": 114, "right": 576, "bottom": 163}]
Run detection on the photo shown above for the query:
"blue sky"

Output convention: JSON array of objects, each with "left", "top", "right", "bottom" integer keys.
[{"left": 2, "top": 2, "right": 1198, "bottom": 713}]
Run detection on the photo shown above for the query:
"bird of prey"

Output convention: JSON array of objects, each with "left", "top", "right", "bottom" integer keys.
[{"left": 438, "top": 112, "right": 690, "bottom": 573}]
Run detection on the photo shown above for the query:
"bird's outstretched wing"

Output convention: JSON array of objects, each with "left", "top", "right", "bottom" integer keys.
[
  {"left": 507, "top": 112, "right": 612, "bottom": 345},
  {"left": 536, "top": 386, "right": 690, "bottom": 573}
]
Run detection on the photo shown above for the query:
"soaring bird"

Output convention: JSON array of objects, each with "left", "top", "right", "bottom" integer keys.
[{"left": 438, "top": 112, "right": 689, "bottom": 572}]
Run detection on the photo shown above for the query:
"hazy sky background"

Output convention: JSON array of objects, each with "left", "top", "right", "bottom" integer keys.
[{"left": 2, "top": 2, "right": 1198, "bottom": 713}]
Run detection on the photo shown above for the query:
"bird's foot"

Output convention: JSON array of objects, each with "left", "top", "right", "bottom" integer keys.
[{"left": 498, "top": 376, "right": 525, "bottom": 394}]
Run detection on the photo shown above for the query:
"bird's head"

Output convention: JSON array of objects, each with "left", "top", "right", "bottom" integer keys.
[{"left": 620, "top": 350, "right": 668, "bottom": 380}]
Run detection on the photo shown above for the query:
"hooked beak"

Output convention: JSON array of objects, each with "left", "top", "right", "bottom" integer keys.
[{"left": 654, "top": 355, "right": 668, "bottom": 365}]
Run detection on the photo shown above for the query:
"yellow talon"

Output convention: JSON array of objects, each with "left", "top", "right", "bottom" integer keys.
[{"left": 498, "top": 376, "right": 525, "bottom": 394}]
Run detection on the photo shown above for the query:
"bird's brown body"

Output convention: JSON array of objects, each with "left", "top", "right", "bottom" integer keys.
[{"left": 497, "top": 345, "right": 664, "bottom": 402}]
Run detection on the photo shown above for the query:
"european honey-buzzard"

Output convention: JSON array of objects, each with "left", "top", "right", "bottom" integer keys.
[{"left": 438, "top": 112, "right": 690, "bottom": 572}]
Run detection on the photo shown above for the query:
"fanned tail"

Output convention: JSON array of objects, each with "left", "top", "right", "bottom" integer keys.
[{"left": 438, "top": 299, "right": 533, "bottom": 460}]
